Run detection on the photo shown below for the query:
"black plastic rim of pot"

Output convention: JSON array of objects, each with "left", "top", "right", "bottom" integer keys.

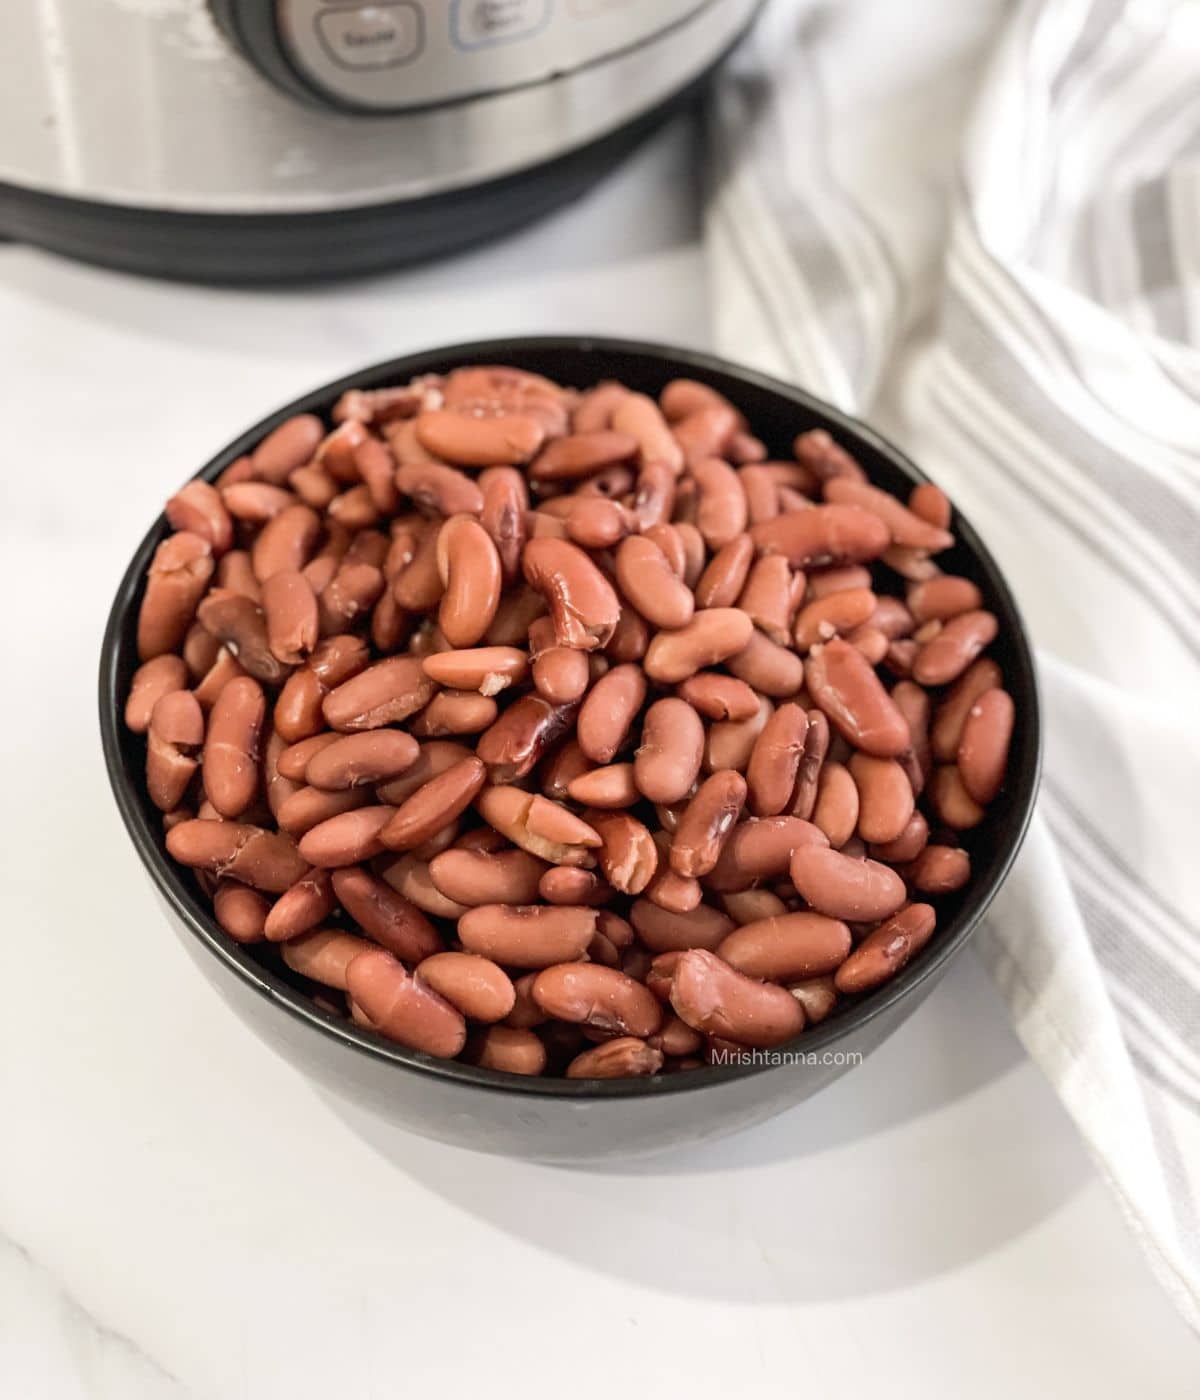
[{"left": 98, "top": 336, "right": 1042, "bottom": 1100}]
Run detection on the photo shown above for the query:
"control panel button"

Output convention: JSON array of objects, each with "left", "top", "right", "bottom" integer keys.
[
  {"left": 315, "top": 3, "right": 423, "bottom": 70},
  {"left": 451, "top": 0, "right": 550, "bottom": 49}
]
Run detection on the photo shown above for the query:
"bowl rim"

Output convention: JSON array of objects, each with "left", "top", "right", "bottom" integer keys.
[{"left": 99, "top": 334, "right": 1042, "bottom": 1100}]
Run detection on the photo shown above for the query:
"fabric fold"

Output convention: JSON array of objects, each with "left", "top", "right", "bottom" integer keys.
[{"left": 704, "top": 0, "right": 1200, "bottom": 1330}]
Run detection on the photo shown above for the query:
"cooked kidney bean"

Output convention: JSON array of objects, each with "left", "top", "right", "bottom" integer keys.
[
  {"left": 928, "top": 765, "right": 986, "bottom": 830},
  {"left": 346, "top": 948, "right": 467, "bottom": 1058},
  {"left": 805, "top": 639, "right": 910, "bottom": 757},
  {"left": 668, "top": 949, "right": 806, "bottom": 1048},
  {"left": 587, "top": 810, "right": 659, "bottom": 895},
  {"left": 676, "top": 672, "right": 759, "bottom": 722},
  {"left": 415, "top": 951, "right": 515, "bottom": 1023},
  {"left": 956, "top": 688, "right": 1014, "bottom": 804},
  {"left": 630, "top": 898, "right": 734, "bottom": 953},
  {"left": 566, "top": 1037, "right": 663, "bottom": 1079},
  {"left": 322, "top": 656, "right": 434, "bottom": 731},
  {"left": 437, "top": 516, "right": 502, "bottom": 648},
  {"left": 126, "top": 655, "right": 190, "bottom": 733},
  {"left": 750, "top": 504, "right": 889, "bottom": 569},
  {"left": 457, "top": 904, "right": 597, "bottom": 968},
  {"left": 146, "top": 690, "right": 204, "bottom": 812},
  {"left": 476, "top": 692, "right": 576, "bottom": 782},
  {"left": 691, "top": 532, "right": 750, "bottom": 610},
  {"left": 745, "top": 703, "right": 808, "bottom": 817},
  {"left": 848, "top": 752, "right": 914, "bottom": 845},
  {"left": 717, "top": 912, "right": 851, "bottom": 982},
  {"left": 789, "top": 846, "right": 908, "bottom": 922},
  {"left": 811, "top": 760, "right": 859, "bottom": 849},
  {"left": 137, "top": 533, "right": 214, "bottom": 660},
  {"left": 834, "top": 903, "right": 937, "bottom": 995},
  {"left": 166, "top": 820, "right": 307, "bottom": 892},
  {"left": 379, "top": 755, "right": 487, "bottom": 851},
  {"left": 428, "top": 844, "right": 545, "bottom": 906},
  {"left": 202, "top": 676, "right": 264, "bottom": 818},
  {"left": 577, "top": 663, "right": 646, "bottom": 763},
  {"left": 276, "top": 784, "right": 368, "bottom": 837},
  {"left": 264, "top": 868, "right": 335, "bottom": 941},
  {"left": 643, "top": 608, "right": 754, "bottom": 684},
  {"left": 615, "top": 535, "right": 695, "bottom": 630},
  {"left": 645, "top": 831, "right": 703, "bottom": 913},
  {"left": 297, "top": 805, "right": 395, "bottom": 866},
  {"left": 280, "top": 928, "right": 372, "bottom": 989},
  {"left": 303, "top": 730, "right": 419, "bottom": 790},
  {"left": 634, "top": 697, "right": 705, "bottom": 803},
  {"left": 522, "top": 537, "right": 620, "bottom": 651},
  {"left": 532, "top": 964, "right": 662, "bottom": 1038},
  {"left": 912, "top": 610, "right": 999, "bottom": 686},
  {"left": 706, "top": 816, "right": 827, "bottom": 892},
  {"left": 471, "top": 1025, "right": 549, "bottom": 1075},
  {"left": 330, "top": 866, "right": 441, "bottom": 964},
  {"left": 669, "top": 770, "right": 747, "bottom": 877},
  {"left": 823, "top": 477, "right": 953, "bottom": 552},
  {"left": 130, "top": 362, "right": 1017, "bottom": 1076},
  {"left": 910, "top": 844, "right": 972, "bottom": 893}
]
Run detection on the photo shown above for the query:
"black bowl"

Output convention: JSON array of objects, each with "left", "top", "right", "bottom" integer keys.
[{"left": 99, "top": 337, "right": 1041, "bottom": 1161}]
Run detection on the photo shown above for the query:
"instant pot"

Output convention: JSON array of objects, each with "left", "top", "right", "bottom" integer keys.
[{"left": 1, "top": 0, "right": 762, "bottom": 282}]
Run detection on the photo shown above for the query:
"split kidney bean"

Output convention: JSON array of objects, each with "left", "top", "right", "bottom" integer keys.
[
  {"left": 129, "top": 361, "right": 1018, "bottom": 1076},
  {"left": 146, "top": 690, "right": 204, "bottom": 812},
  {"left": 587, "top": 810, "right": 659, "bottom": 895},
  {"left": 137, "top": 533, "right": 214, "bottom": 660}
]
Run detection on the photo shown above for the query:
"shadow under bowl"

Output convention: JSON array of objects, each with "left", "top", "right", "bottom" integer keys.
[{"left": 99, "top": 336, "right": 1041, "bottom": 1162}]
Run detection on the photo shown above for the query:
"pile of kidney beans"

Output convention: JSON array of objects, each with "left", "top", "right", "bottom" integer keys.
[{"left": 123, "top": 364, "right": 1015, "bottom": 1078}]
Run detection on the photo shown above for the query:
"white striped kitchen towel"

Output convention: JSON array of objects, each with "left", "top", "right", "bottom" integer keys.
[{"left": 704, "top": 0, "right": 1200, "bottom": 1329}]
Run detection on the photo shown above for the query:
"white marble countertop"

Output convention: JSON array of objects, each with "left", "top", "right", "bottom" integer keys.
[{"left": 2, "top": 118, "right": 1197, "bottom": 1399}]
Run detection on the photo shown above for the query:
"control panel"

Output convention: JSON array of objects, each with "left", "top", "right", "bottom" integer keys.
[{"left": 264, "top": 0, "right": 716, "bottom": 110}]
